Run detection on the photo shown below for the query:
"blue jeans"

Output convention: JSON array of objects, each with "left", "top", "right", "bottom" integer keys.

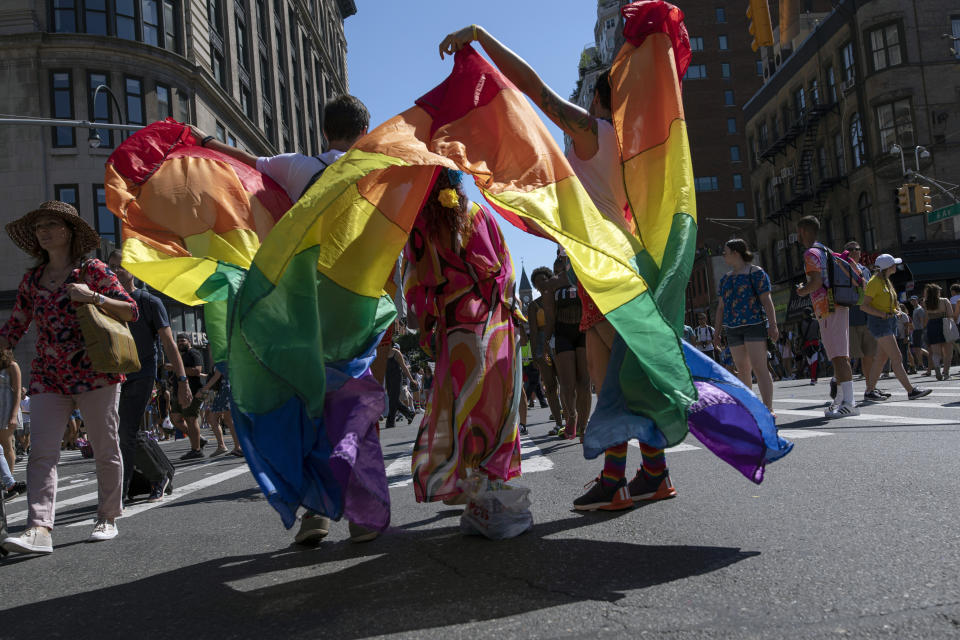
[{"left": 0, "top": 443, "right": 14, "bottom": 488}]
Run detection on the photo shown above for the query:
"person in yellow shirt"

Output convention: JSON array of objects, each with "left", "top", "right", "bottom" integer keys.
[{"left": 860, "top": 254, "right": 931, "bottom": 402}]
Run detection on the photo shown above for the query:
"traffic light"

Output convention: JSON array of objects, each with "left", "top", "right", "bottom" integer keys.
[
  {"left": 746, "top": 0, "right": 774, "bottom": 52},
  {"left": 914, "top": 185, "right": 932, "bottom": 213},
  {"left": 897, "top": 184, "right": 912, "bottom": 214}
]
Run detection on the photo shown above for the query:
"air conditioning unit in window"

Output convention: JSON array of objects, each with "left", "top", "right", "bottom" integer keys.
[
  {"left": 841, "top": 78, "right": 856, "bottom": 93},
  {"left": 788, "top": 233, "right": 798, "bottom": 244},
  {"left": 776, "top": 239, "right": 785, "bottom": 251},
  {"left": 780, "top": 167, "right": 794, "bottom": 178},
  {"left": 771, "top": 176, "right": 781, "bottom": 186}
]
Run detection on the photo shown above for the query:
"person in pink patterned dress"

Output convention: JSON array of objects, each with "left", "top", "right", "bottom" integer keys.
[
  {"left": 0, "top": 201, "right": 137, "bottom": 556},
  {"left": 403, "top": 169, "right": 523, "bottom": 505}
]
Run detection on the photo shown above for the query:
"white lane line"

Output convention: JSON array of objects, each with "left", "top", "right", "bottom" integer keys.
[
  {"left": 775, "top": 409, "right": 957, "bottom": 426},
  {"left": 7, "top": 491, "right": 99, "bottom": 525},
  {"left": 629, "top": 440, "right": 700, "bottom": 453},
  {"left": 65, "top": 466, "right": 251, "bottom": 527},
  {"left": 775, "top": 397, "right": 957, "bottom": 411},
  {"left": 4, "top": 458, "right": 231, "bottom": 507},
  {"left": 385, "top": 435, "right": 555, "bottom": 488},
  {"left": 776, "top": 429, "right": 833, "bottom": 439}
]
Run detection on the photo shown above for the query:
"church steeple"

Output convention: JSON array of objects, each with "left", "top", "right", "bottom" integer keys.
[{"left": 518, "top": 264, "right": 533, "bottom": 313}]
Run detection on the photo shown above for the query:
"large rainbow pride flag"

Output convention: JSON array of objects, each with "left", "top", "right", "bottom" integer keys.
[{"left": 106, "top": 0, "right": 791, "bottom": 531}]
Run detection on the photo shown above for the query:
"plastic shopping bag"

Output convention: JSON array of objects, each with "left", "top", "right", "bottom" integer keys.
[{"left": 458, "top": 471, "right": 533, "bottom": 540}]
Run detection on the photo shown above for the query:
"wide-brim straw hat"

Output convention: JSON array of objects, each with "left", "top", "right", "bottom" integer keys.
[{"left": 6, "top": 200, "right": 101, "bottom": 257}]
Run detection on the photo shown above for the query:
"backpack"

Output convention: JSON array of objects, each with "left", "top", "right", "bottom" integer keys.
[
  {"left": 298, "top": 156, "right": 330, "bottom": 200},
  {"left": 814, "top": 242, "right": 864, "bottom": 308}
]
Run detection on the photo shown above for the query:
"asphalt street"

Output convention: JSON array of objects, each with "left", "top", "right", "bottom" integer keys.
[{"left": 1, "top": 375, "right": 959, "bottom": 639}]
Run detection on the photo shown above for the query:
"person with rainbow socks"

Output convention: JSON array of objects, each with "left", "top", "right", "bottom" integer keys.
[{"left": 438, "top": 23, "right": 677, "bottom": 511}]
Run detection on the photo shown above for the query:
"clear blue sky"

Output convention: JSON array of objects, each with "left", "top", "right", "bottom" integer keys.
[{"left": 344, "top": 1, "right": 599, "bottom": 281}]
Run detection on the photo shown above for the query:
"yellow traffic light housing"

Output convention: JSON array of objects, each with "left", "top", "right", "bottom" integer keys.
[
  {"left": 746, "top": 0, "right": 774, "bottom": 52},
  {"left": 914, "top": 185, "right": 932, "bottom": 213},
  {"left": 897, "top": 184, "right": 913, "bottom": 214}
]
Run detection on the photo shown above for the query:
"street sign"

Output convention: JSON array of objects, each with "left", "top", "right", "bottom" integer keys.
[{"left": 927, "top": 202, "right": 960, "bottom": 223}]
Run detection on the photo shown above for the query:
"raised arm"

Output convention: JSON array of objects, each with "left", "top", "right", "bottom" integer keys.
[
  {"left": 439, "top": 25, "right": 599, "bottom": 160},
  {"left": 189, "top": 125, "right": 258, "bottom": 168}
]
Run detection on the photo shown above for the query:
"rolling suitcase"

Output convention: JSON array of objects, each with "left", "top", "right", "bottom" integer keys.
[{"left": 128, "top": 431, "right": 175, "bottom": 498}]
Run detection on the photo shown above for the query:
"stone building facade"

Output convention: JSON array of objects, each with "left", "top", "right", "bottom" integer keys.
[
  {"left": 0, "top": 0, "right": 355, "bottom": 373},
  {"left": 744, "top": 0, "right": 960, "bottom": 326}
]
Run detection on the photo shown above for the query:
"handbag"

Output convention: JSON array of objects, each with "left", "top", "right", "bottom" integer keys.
[
  {"left": 943, "top": 300, "right": 960, "bottom": 343},
  {"left": 74, "top": 261, "right": 141, "bottom": 374}
]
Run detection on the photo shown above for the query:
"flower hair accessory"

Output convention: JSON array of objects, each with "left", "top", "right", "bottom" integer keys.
[{"left": 438, "top": 188, "right": 460, "bottom": 209}]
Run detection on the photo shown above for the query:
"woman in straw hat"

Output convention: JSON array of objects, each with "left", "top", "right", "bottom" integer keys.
[{"left": 0, "top": 201, "right": 137, "bottom": 556}]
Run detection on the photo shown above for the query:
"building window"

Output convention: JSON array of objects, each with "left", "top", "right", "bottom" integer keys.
[
  {"left": 849, "top": 113, "right": 865, "bottom": 169},
  {"left": 756, "top": 60, "right": 764, "bottom": 76},
  {"left": 718, "top": 35, "right": 728, "bottom": 50},
  {"left": 730, "top": 146, "right": 741, "bottom": 162},
  {"left": 605, "top": 17, "right": 616, "bottom": 30},
  {"left": 841, "top": 41, "right": 856, "bottom": 83},
  {"left": 727, "top": 117, "right": 737, "bottom": 134},
  {"left": 690, "top": 36, "right": 704, "bottom": 52},
  {"left": 858, "top": 192, "right": 875, "bottom": 251},
  {"left": 810, "top": 79, "right": 820, "bottom": 106},
  {"left": 88, "top": 71, "right": 113, "bottom": 149},
  {"left": 736, "top": 202, "right": 746, "bottom": 218},
  {"left": 235, "top": 8, "right": 249, "bottom": 71},
  {"left": 724, "top": 90, "right": 734, "bottom": 106},
  {"left": 55, "top": 184, "right": 79, "bottom": 206},
  {"left": 721, "top": 62, "right": 731, "bottom": 78},
  {"left": 85, "top": 0, "right": 108, "bottom": 35},
  {"left": 876, "top": 99, "right": 914, "bottom": 153},
  {"left": 834, "top": 132, "right": 845, "bottom": 176},
  {"left": 93, "top": 184, "right": 119, "bottom": 247},
  {"left": 176, "top": 90, "right": 189, "bottom": 121},
  {"left": 684, "top": 64, "right": 707, "bottom": 79},
  {"left": 733, "top": 174, "right": 743, "bottom": 190},
  {"left": 211, "top": 45, "right": 225, "bottom": 87},
  {"left": 240, "top": 84, "right": 252, "bottom": 118},
  {"left": 124, "top": 76, "right": 144, "bottom": 124},
  {"left": 156, "top": 83, "right": 172, "bottom": 118},
  {"left": 52, "top": 0, "right": 78, "bottom": 32},
  {"left": 952, "top": 15, "right": 960, "bottom": 60},
  {"left": 162, "top": 0, "right": 177, "bottom": 50},
  {"left": 50, "top": 71, "right": 75, "bottom": 147},
  {"left": 115, "top": 0, "right": 136, "bottom": 39},
  {"left": 716, "top": 7, "right": 726, "bottom": 23},
  {"left": 141, "top": 0, "right": 160, "bottom": 45},
  {"left": 793, "top": 86, "right": 806, "bottom": 117},
  {"left": 754, "top": 190, "right": 763, "bottom": 223},
  {"left": 694, "top": 176, "right": 719, "bottom": 192},
  {"left": 869, "top": 23, "right": 903, "bottom": 72},
  {"left": 256, "top": 0, "right": 268, "bottom": 41},
  {"left": 759, "top": 122, "right": 768, "bottom": 148},
  {"left": 215, "top": 122, "right": 225, "bottom": 142},
  {"left": 226, "top": 132, "right": 236, "bottom": 147},
  {"left": 207, "top": 0, "right": 222, "bottom": 34},
  {"left": 816, "top": 145, "right": 827, "bottom": 180},
  {"left": 825, "top": 66, "right": 837, "bottom": 102}
]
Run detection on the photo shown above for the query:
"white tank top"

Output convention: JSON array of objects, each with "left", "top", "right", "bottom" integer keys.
[{"left": 565, "top": 119, "right": 630, "bottom": 232}]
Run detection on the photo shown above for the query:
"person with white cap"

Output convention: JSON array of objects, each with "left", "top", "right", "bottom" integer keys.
[{"left": 860, "top": 254, "right": 931, "bottom": 402}]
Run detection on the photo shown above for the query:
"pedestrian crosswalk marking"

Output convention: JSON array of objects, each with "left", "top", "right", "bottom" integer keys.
[
  {"left": 629, "top": 440, "right": 700, "bottom": 453},
  {"left": 776, "top": 429, "right": 832, "bottom": 439},
  {"left": 776, "top": 398, "right": 955, "bottom": 410},
  {"left": 775, "top": 408, "right": 956, "bottom": 426},
  {"left": 385, "top": 435, "right": 554, "bottom": 488},
  {"left": 65, "top": 466, "right": 250, "bottom": 528}
]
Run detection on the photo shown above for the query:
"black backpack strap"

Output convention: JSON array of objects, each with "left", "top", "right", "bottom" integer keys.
[{"left": 298, "top": 156, "right": 330, "bottom": 200}]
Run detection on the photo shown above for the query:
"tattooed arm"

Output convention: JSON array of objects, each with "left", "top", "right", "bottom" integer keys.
[{"left": 439, "top": 25, "right": 599, "bottom": 160}]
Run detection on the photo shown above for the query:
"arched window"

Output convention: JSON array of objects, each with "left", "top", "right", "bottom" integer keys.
[
  {"left": 850, "top": 113, "right": 866, "bottom": 169},
  {"left": 858, "top": 191, "right": 875, "bottom": 251}
]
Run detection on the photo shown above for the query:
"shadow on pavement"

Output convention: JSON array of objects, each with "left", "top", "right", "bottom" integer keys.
[{"left": 2, "top": 514, "right": 759, "bottom": 638}]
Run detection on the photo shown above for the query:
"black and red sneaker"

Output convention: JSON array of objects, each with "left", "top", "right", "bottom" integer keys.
[
  {"left": 627, "top": 469, "right": 677, "bottom": 502},
  {"left": 573, "top": 477, "right": 633, "bottom": 511}
]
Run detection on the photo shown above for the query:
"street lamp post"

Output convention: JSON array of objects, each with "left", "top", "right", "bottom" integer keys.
[{"left": 88, "top": 84, "right": 126, "bottom": 148}]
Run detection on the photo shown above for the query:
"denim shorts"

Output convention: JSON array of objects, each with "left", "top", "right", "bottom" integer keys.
[
  {"left": 867, "top": 315, "right": 897, "bottom": 339},
  {"left": 725, "top": 323, "right": 767, "bottom": 346}
]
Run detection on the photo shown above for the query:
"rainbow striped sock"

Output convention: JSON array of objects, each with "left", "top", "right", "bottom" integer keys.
[
  {"left": 639, "top": 444, "right": 666, "bottom": 478},
  {"left": 600, "top": 443, "right": 628, "bottom": 489}
]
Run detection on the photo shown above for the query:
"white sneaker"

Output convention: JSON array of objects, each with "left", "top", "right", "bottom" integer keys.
[
  {"left": 89, "top": 519, "right": 118, "bottom": 542},
  {"left": 824, "top": 403, "right": 860, "bottom": 418},
  {"left": 2, "top": 526, "right": 53, "bottom": 554}
]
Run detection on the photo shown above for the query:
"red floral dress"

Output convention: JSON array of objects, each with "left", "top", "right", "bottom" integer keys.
[{"left": 0, "top": 259, "right": 139, "bottom": 395}]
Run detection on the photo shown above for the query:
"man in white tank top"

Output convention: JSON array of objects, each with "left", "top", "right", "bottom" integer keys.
[{"left": 440, "top": 25, "right": 678, "bottom": 512}]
